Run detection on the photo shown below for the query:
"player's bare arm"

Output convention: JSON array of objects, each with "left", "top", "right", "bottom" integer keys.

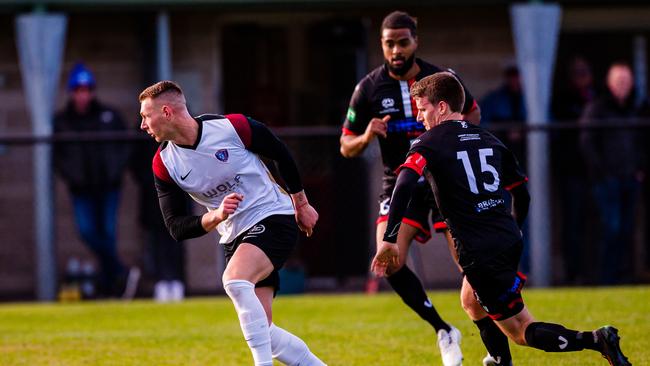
[{"left": 339, "top": 115, "right": 390, "bottom": 158}]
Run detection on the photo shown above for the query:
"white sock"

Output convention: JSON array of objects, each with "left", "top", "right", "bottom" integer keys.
[
  {"left": 224, "top": 280, "right": 273, "bottom": 366},
  {"left": 270, "top": 323, "right": 327, "bottom": 366}
]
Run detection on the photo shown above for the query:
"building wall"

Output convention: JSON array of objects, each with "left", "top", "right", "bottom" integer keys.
[
  {"left": 5, "top": 4, "right": 645, "bottom": 299},
  {"left": 0, "top": 6, "right": 522, "bottom": 299}
]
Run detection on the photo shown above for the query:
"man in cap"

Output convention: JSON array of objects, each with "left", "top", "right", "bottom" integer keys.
[{"left": 54, "top": 62, "right": 139, "bottom": 299}]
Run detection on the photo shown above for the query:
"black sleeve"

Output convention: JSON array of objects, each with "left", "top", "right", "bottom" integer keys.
[
  {"left": 501, "top": 146, "right": 527, "bottom": 188},
  {"left": 382, "top": 168, "right": 421, "bottom": 243},
  {"left": 500, "top": 146, "right": 529, "bottom": 228},
  {"left": 247, "top": 118, "right": 303, "bottom": 194},
  {"left": 342, "top": 81, "right": 371, "bottom": 135},
  {"left": 155, "top": 176, "right": 207, "bottom": 241},
  {"left": 509, "top": 183, "right": 530, "bottom": 228}
]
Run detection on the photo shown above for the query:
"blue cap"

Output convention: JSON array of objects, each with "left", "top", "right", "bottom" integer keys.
[{"left": 67, "top": 62, "right": 96, "bottom": 90}]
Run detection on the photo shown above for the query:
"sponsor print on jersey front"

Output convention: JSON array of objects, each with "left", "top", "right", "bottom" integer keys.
[
  {"left": 202, "top": 174, "right": 243, "bottom": 199},
  {"left": 380, "top": 80, "right": 425, "bottom": 137}
]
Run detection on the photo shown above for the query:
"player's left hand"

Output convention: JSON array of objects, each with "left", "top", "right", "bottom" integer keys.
[
  {"left": 371, "top": 242, "right": 399, "bottom": 277},
  {"left": 295, "top": 202, "right": 319, "bottom": 237}
]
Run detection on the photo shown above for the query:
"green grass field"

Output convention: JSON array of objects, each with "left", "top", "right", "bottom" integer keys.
[{"left": 1, "top": 286, "right": 648, "bottom": 365}]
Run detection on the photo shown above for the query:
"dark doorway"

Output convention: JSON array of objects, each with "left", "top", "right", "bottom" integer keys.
[{"left": 220, "top": 19, "right": 372, "bottom": 286}]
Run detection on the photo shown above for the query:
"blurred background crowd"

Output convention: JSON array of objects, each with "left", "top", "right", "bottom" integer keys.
[{"left": 0, "top": 1, "right": 649, "bottom": 301}]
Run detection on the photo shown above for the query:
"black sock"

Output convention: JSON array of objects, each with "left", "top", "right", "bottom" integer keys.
[
  {"left": 525, "top": 322, "right": 599, "bottom": 352},
  {"left": 386, "top": 266, "right": 450, "bottom": 332},
  {"left": 474, "top": 317, "right": 512, "bottom": 365}
]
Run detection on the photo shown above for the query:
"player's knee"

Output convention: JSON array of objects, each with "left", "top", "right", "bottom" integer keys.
[
  {"left": 222, "top": 267, "right": 245, "bottom": 284},
  {"left": 512, "top": 331, "right": 528, "bottom": 346},
  {"left": 506, "top": 322, "right": 529, "bottom": 346},
  {"left": 461, "top": 299, "right": 485, "bottom": 320},
  {"left": 223, "top": 278, "right": 254, "bottom": 300}
]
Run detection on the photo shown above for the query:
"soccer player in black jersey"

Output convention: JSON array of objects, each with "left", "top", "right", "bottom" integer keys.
[
  {"left": 340, "top": 11, "right": 480, "bottom": 366},
  {"left": 373, "top": 72, "right": 631, "bottom": 366}
]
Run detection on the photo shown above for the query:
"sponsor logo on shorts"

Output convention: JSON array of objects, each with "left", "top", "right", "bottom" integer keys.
[{"left": 248, "top": 224, "right": 266, "bottom": 235}]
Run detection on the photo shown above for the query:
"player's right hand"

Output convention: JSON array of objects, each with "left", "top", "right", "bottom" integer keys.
[
  {"left": 371, "top": 241, "right": 399, "bottom": 277},
  {"left": 216, "top": 193, "right": 243, "bottom": 222},
  {"left": 364, "top": 115, "right": 390, "bottom": 140},
  {"left": 295, "top": 203, "right": 319, "bottom": 237}
]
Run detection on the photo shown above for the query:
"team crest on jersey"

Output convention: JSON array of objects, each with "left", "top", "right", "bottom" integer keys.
[
  {"left": 381, "top": 98, "right": 395, "bottom": 109},
  {"left": 215, "top": 149, "right": 229, "bottom": 162}
]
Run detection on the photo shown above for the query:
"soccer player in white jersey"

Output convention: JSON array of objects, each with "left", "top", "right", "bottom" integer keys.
[{"left": 139, "top": 81, "right": 326, "bottom": 366}]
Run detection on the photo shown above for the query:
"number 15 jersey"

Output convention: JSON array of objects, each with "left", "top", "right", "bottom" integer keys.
[{"left": 399, "top": 120, "right": 528, "bottom": 263}]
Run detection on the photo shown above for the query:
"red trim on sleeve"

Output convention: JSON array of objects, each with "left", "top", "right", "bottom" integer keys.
[
  {"left": 342, "top": 127, "right": 358, "bottom": 136},
  {"left": 396, "top": 152, "right": 427, "bottom": 176},
  {"left": 225, "top": 113, "right": 252, "bottom": 147},
  {"left": 376, "top": 216, "right": 432, "bottom": 243},
  {"left": 504, "top": 177, "right": 529, "bottom": 191},
  {"left": 152, "top": 147, "right": 173, "bottom": 183}
]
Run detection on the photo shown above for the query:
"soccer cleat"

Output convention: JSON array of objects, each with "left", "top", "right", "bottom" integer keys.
[
  {"left": 595, "top": 326, "right": 631, "bottom": 366},
  {"left": 437, "top": 324, "right": 463, "bottom": 366},
  {"left": 483, "top": 353, "right": 512, "bottom": 366}
]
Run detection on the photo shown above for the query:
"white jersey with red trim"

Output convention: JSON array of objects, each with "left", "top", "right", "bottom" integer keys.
[{"left": 158, "top": 115, "right": 294, "bottom": 243}]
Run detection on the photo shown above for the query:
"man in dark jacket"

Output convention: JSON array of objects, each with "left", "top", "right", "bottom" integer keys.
[
  {"left": 54, "top": 63, "right": 137, "bottom": 298},
  {"left": 580, "top": 62, "right": 649, "bottom": 284}
]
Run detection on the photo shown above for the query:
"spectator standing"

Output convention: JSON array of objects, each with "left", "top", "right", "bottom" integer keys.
[
  {"left": 480, "top": 64, "right": 527, "bottom": 162},
  {"left": 53, "top": 63, "right": 139, "bottom": 298},
  {"left": 551, "top": 56, "right": 595, "bottom": 284},
  {"left": 580, "top": 62, "right": 648, "bottom": 284}
]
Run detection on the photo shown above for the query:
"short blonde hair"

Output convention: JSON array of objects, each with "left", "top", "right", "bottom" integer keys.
[
  {"left": 138, "top": 80, "right": 184, "bottom": 102},
  {"left": 410, "top": 72, "right": 465, "bottom": 113}
]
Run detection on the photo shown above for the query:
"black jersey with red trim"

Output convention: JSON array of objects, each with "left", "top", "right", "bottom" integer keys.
[
  {"left": 342, "top": 58, "right": 476, "bottom": 193},
  {"left": 397, "top": 120, "right": 527, "bottom": 265}
]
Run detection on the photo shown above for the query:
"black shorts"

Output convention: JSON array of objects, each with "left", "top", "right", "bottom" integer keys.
[
  {"left": 463, "top": 242, "right": 527, "bottom": 321},
  {"left": 377, "top": 183, "right": 446, "bottom": 243},
  {"left": 223, "top": 214, "right": 298, "bottom": 293}
]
